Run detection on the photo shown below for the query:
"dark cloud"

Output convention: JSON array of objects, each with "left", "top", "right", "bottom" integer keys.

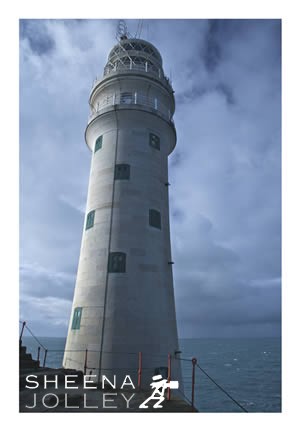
[
  {"left": 203, "top": 20, "right": 222, "bottom": 72},
  {"left": 169, "top": 151, "right": 183, "bottom": 168},
  {"left": 171, "top": 208, "right": 185, "bottom": 223},
  {"left": 20, "top": 20, "right": 55, "bottom": 55},
  {"left": 175, "top": 275, "right": 281, "bottom": 338},
  {"left": 215, "top": 83, "right": 235, "bottom": 105},
  {"left": 20, "top": 264, "right": 76, "bottom": 300}
]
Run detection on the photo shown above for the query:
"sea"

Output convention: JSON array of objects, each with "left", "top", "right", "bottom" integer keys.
[{"left": 22, "top": 336, "right": 281, "bottom": 413}]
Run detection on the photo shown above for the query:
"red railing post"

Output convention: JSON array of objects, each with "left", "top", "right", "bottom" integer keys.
[
  {"left": 167, "top": 353, "right": 172, "bottom": 401},
  {"left": 191, "top": 357, "right": 197, "bottom": 410},
  {"left": 84, "top": 349, "right": 88, "bottom": 375},
  {"left": 138, "top": 352, "right": 142, "bottom": 390},
  {"left": 19, "top": 321, "right": 26, "bottom": 343}
]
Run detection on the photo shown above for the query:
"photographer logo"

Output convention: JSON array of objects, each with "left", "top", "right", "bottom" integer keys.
[{"left": 139, "top": 374, "right": 179, "bottom": 409}]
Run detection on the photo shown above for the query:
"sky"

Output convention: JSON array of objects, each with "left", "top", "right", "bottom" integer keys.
[{"left": 19, "top": 19, "right": 281, "bottom": 338}]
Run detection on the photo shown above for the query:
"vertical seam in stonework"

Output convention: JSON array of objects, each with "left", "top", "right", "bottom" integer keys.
[
  {"left": 165, "top": 160, "right": 179, "bottom": 348},
  {"left": 97, "top": 109, "right": 119, "bottom": 380}
]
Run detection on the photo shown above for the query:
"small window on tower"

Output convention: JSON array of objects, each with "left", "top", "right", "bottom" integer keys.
[
  {"left": 149, "top": 209, "right": 161, "bottom": 229},
  {"left": 108, "top": 252, "right": 126, "bottom": 273},
  {"left": 115, "top": 164, "right": 130, "bottom": 180},
  {"left": 149, "top": 133, "right": 160, "bottom": 150},
  {"left": 94, "top": 135, "right": 103, "bottom": 153},
  {"left": 71, "top": 307, "right": 82, "bottom": 330},
  {"left": 120, "top": 92, "right": 133, "bottom": 104},
  {"left": 86, "top": 210, "right": 95, "bottom": 230}
]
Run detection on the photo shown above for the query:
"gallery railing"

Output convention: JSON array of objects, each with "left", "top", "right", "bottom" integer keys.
[
  {"left": 88, "top": 91, "right": 174, "bottom": 125},
  {"left": 95, "top": 62, "right": 172, "bottom": 90}
]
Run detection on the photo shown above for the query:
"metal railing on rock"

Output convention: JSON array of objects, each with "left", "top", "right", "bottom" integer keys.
[
  {"left": 19, "top": 320, "right": 248, "bottom": 412},
  {"left": 19, "top": 320, "right": 48, "bottom": 367}
]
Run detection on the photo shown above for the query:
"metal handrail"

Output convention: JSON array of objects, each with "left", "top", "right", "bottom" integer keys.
[
  {"left": 19, "top": 320, "right": 48, "bottom": 367},
  {"left": 88, "top": 91, "right": 173, "bottom": 124},
  {"left": 175, "top": 356, "right": 248, "bottom": 412},
  {"left": 101, "top": 63, "right": 172, "bottom": 88},
  {"left": 19, "top": 320, "right": 26, "bottom": 343},
  {"left": 19, "top": 320, "right": 247, "bottom": 411}
]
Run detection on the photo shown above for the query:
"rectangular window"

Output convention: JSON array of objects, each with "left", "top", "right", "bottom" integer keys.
[
  {"left": 108, "top": 252, "right": 126, "bottom": 273},
  {"left": 115, "top": 164, "right": 130, "bottom": 180},
  {"left": 86, "top": 210, "right": 95, "bottom": 230},
  {"left": 71, "top": 307, "right": 82, "bottom": 330},
  {"left": 149, "top": 209, "right": 161, "bottom": 229},
  {"left": 149, "top": 133, "right": 160, "bottom": 150},
  {"left": 94, "top": 135, "right": 103, "bottom": 153},
  {"left": 120, "top": 92, "right": 133, "bottom": 104}
]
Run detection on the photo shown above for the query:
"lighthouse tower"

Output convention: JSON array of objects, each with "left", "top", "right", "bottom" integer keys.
[{"left": 63, "top": 27, "right": 181, "bottom": 386}]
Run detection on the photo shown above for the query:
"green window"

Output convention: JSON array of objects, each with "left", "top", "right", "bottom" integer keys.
[
  {"left": 149, "top": 209, "right": 161, "bottom": 229},
  {"left": 108, "top": 252, "right": 126, "bottom": 273},
  {"left": 94, "top": 135, "right": 103, "bottom": 153},
  {"left": 149, "top": 133, "right": 160, "bottom": 150},
  {"left": 86, "top": 210, "right": 95, "bottom": 230},
  {"left": 71, "top": 307, "right": 82, "bottom": 330},
  {"left": 115, "top": 164, "right": 130, "bottom": 180}
]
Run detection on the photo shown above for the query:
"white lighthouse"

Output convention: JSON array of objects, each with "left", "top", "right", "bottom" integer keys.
[{"left": 63, "top": 26, "right": 181, "bottom": 387}]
